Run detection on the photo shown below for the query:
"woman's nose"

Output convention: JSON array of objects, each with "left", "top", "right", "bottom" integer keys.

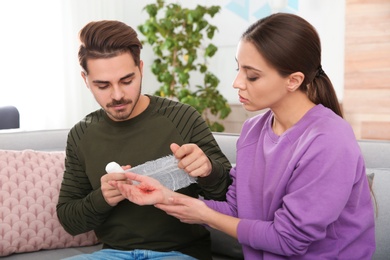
[{"left": 232, "top": 73, "right": 245, "bottom": 90}]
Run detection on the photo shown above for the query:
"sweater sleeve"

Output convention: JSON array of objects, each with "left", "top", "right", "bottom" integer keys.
[
  {"left": 56, "top": 128, "right": 113, "bottom": 235},
  {"left": 187, "top": 114, "right": 232, "bottom": 201},
  {"left": 152, "top": 96, "right": 232, "bottom": 200}
]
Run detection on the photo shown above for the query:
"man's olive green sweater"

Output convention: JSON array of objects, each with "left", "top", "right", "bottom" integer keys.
[{"left": 56, "top": 95, "right": 231, "bottom": 259}]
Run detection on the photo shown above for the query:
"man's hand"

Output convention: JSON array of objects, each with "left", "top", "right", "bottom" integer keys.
[
  {"left": 111, "top": 172, "right": 175, "bottom": 205},
  {"left": 101, "top": 172, "right": 129, "bottom": 206},
  {"left": 170, "top": 143, "right": 212, "bottom": 178}
]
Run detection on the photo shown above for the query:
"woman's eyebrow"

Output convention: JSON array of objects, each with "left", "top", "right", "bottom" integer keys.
[
  {"left": 241, "top": 65, "right": 261, "bottom": 72},
  {"left": 235, "top": 58, "right": 261, "bottom": 72}
]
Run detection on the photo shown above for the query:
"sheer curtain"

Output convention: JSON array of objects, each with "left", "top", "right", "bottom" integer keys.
[
  {"left": 0, "top": 0, "right": 66, "bottom": 130},
  {"left": 0, "top": 0, "right": 137, "bottom": 130}
]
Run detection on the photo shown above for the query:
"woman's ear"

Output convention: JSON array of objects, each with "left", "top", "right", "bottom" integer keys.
[{"left": 287, "top": 72, "right": 305, "bottom": 92}]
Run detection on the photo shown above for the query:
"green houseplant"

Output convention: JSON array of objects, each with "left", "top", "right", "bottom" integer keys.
[{"left": 138, "top": 0, "right": 231, "bottom": 132}]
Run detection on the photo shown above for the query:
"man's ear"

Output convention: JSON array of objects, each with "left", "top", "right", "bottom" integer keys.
[
  {"left": 287, "top": 72, "right": 305, "bottom": 92},
  {"left": 81, "top": 71, "right": 89, "bottom": 89},
  {"left": 139, "top": 60, "right": 144, "bottom": 77}
]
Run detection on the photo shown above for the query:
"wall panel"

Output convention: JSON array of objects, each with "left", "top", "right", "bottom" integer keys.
[{"left": 344, "top": 0, "right": 390, "bottom": 140}]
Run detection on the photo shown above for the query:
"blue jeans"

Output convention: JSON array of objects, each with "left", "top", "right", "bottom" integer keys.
[{"left": 62, "top": 249, "right": 197, "bottom": 260}]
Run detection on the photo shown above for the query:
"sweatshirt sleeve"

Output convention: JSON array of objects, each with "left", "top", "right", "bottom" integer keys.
[
  {"left": 56, "top": 130, "right": 113, "bottom": 235},
  {"left": 203, "top": 165, "right": 238, "bottom": 216}
]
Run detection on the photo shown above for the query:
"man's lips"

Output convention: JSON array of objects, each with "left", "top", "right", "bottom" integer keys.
[
  {"left": 111, "top": 104, "right": 127, "bottom": 110},
  {"left": 107, "top": 100, "right": 131, "bottom": 110}
]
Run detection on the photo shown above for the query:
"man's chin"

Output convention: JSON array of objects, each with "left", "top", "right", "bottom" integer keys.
[{"left": 107, "top": 110, "right": 131, "bottom": 121}]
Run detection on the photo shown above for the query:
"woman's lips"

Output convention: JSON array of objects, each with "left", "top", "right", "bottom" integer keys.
[{"left": 239, "top": 95, "right": 248, "bottom": 103}]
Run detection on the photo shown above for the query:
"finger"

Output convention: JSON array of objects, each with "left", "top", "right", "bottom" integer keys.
[
  {"left": 102, "top": 172, "right": 128, "bottom": 182},
  {"left": 170, "top": 143, "right": 181, "bottom": 156},
  {"left": 108, "top": 190, "right": 125, "bottom": 199},
  {"left": 178, "top": 154, "right": 211, "bottom": 176},
  {"left": 155, "top": 204, "right": 181, "bottom": 215},
  {"left": 124, "top": 172, "right": 146, "bottom": 182},
  {"left": 155, "top": 196, "right": 185, "bottom": 207},
  {"left": 175, "top": 144, "right": 204, "bottom": 162},
  {"left": 108, "top": 180, "right": 118, "bottom": 188},
  {"left": 173, "top": 143, "right": 197, "bottom": 160},
  {"left": 178, "top": 154, "right": 200, "bottom": 171},
  {"left": 122, "top": 164, "right": 132, "bottom": 171},
  {"left": 103, "top": 183, "right": 123, "bottom": 194},
  {"left": 102, "top": 188, "right": 125, "bottom": 206},
  {"left": 186, "top": 162, "right": 211, "bottom": 177},
  {"left": 116, "top": 182, "right": 133, "bottom": 197},
  {"left": 174, "top": 146, "right": 195, "bottom": 169}
]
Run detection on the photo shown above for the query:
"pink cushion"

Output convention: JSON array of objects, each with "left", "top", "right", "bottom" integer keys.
[{"left": 0, "top": 149, "right": 98, "bottom": 257}]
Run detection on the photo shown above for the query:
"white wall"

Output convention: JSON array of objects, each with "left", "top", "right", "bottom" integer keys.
[
  {"left": 0, "top": 0, "right": 345, "bottom": 130},
  {"left": 135, "top": 0, "right": 345, "bottom": 105}
]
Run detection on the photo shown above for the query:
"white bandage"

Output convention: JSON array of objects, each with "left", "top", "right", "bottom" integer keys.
[{"left": 105, "top": 155, "right": 197, "bottom": 191}]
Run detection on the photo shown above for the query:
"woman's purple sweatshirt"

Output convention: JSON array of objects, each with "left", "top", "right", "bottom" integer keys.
[{"left": 205, "top": 105, "right": 375, "bottom": 259}]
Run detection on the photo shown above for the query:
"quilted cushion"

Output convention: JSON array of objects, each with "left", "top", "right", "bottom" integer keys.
[{"left": 0, "top": 149, "right": 98, "bottom": 257}]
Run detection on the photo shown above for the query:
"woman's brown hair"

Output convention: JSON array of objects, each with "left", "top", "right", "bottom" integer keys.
[{"left": 242, "top": 13, "right": 343, "bottom": 117}]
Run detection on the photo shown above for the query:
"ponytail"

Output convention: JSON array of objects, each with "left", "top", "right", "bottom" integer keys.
[{"left": 307, "top": 66, "right": 343, "bottom": 118}]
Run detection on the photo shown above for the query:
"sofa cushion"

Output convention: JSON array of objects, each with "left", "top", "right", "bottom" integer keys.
[
  {"left": 0, "top": 149, "right": 98, "bottom": 257},
  {"left": 207, "top": 227, "right": 244, "bottom": 259},
  {"left": 366, "top": 168, "right": 390, "bottom": 260}
]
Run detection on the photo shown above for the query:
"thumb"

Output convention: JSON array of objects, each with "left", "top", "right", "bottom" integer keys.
[{"left": 170, "top": 143, "right": 181, "bottom": 154}]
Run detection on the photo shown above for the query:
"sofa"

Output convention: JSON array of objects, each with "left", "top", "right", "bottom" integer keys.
[{"left": 0, "top": 129, "right": 389, "bottom": 259}]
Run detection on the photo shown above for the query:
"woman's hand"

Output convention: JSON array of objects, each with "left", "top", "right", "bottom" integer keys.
[
  {"left": 155, "top": 196, "right": 210, "bottom": 224},
  {"left": 157, "top": 196, "right": 240, "bottom": 238}
]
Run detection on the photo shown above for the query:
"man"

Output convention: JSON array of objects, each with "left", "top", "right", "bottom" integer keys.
[{"left": 56, "top": 20, "right": 231, "bottom": 260}]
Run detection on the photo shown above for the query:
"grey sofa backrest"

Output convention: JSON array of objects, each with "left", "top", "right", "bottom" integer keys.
[
  {"left": 1, "top": 129, "right": 389, "bottom": 167},
  {"left": 212, "top": 132, "right": 239, "bottom": 164},
  {"left": 0, "top": 129, "right": 68, "bottom": 151},
  {"left": 358, "top": 139, "right": 390, "bottom": 168}
]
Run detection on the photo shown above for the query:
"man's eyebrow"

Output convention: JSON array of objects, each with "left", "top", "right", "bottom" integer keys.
[
  {"left": 92, "top": 73, "right": 135, "bottom": 84},
  {"left": 120, "top": 72, "right": 135, "bottom": 81}
]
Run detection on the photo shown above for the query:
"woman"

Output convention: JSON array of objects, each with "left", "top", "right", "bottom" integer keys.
[{"left": 112, "top": 13, "right": 375, "bottom": 259}]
